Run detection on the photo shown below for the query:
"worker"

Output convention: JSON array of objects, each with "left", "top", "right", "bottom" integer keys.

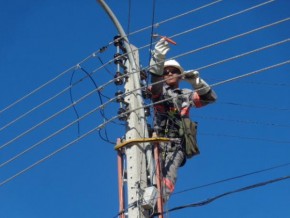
[{"left": 149, "top": 38, "right": 217, "bottom": 202}]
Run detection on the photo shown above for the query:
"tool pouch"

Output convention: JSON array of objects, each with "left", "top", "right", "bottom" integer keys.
[{"left": 179, "top": 117, "right": 200, "bottom": 159}]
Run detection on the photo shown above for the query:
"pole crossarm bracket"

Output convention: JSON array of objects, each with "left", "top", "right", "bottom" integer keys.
[{"left": 115, "top": 137, "right": 171, "bottom": 150}]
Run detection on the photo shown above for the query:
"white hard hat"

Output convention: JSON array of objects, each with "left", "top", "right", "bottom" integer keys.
[{"left": 164, "top": 59, "right": 184, "bottom": 74}]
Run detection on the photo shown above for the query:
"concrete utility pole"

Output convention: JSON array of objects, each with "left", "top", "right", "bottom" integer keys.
[{"left": 97, "top": 1, "right": 154, "bottom": 217}]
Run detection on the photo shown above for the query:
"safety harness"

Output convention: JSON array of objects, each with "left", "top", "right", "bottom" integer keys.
[{"left": 153, "top": 85, "right": 200, "bottom": 159}]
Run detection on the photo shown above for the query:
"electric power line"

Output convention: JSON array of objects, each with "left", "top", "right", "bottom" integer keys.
[
  {"left": 210, "top": 60, "right": 289, "bottom": 88},
  {"left": 0, "top": 47, "right": 109, "bottom": 115},
  {"left": 154, "top": 174, "right": 290, "bottom": 216},
  {"left": 0, "top": 50, "right": 112, "bottom": 133},
  {"left": 0, "top": 1, "right": 281, "bottom": 128},
  {"left": 128, "top": 0, "right": 223, "bottom": 37},
  {"left": 3, "top": 5, "right": 284, "bottom": 136},
  {"left": 218, "top": 101, "right": 290, "bottom": 111},
  {"left": 114, "top": 162, "right": 290, "bottom": 217},
  {"left": 195, "top": 115, "right": 290, "bottom": 129},
  {"left": 196, "top": 38, "right": 289, "bottom": 71},
  {"left": 170, "top": 17, "right": 290, "bottom": 61},
  {"left": 137, "top": 0, "right": 276, "bottom": 54},
  {"left": 172, "top": 162, "right": 290, "bottom": 196},
  {"left": 1, "top": 5, "right": 289, "bottom": 189},
  {"left": 0, "top": 60, "right": 288, "bottom": 188},
  {"left": 169, "top": 0, "right": 275, "bottom": 39},
  {"left": 0, "top": 64, "right": 124, "bottom": 152},
  {"left": 1, "top": 46, "right": 288, "bottom": 156},
  {"left": 200, "top": 132, "right": 290, "bottom": 144}
]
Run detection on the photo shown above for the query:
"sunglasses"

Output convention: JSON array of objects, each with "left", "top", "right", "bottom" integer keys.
[{"left": 163, "top": 68, "right": 181, "bottom": 75}]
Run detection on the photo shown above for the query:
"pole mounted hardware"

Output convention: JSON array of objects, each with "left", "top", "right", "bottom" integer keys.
[{"left": 97, "top": 1, "right": 153, "bottom": 217}]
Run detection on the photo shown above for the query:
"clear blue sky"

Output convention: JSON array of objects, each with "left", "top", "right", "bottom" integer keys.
[{"left": 0, "top": 0, "right": 290, "bottom": 217}]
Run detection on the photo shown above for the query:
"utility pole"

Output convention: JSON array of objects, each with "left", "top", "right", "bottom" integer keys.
[{"left": 97, "top": 1, "right": 156, "bottom": 217}]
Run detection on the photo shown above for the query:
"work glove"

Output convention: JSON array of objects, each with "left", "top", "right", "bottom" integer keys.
[
  {"left": 149, "top": 38, "right": 170, "bottom": 76},
  {"left": 184, "top": 70, "right": 211, "bottom": 95}
]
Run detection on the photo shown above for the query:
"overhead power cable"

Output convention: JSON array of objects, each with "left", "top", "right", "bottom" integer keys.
[
  {"left": 0, "top": 49, "right": 112, "bottom": 132},
  {"left": 79, "top": 58, "right": 290, "bottom": 136},
  {"left": 196, "top": 38, "right": 289, "bottom": 71},
  {"left": 72, "top": 18, "right": 289, "bottom": 92},
  {"left": 148, "top": 0, "right": 157, "bottom": 65},
  {"left": 99, "top": 60, "right": 290, "bottom": 133},
  {"left": 0, "top": 60, "right": 288, "bottom": 186},
  {"left": 0, "top": 79, "right": 108, "bottom": 151},
  {"left": 173, "top": 162, "right": 290, "bottom": 196},
  {"left": 195, "top": 115, "right": 290, "bottom": 129},
  {"left": 138, "top": 0, "right": 275, "bottom": 53},
  {"left": 0, "top": 74, "right": 132, "bottom": 166},
  {"left": 1, "top": 51, "right": 288, "bottom": 153},
  {"left": 1, "top": 36, "right": 287, "bottom": 136},
  {"left": 0, "top": 62, "right": 144, "bottom": 151},
  {"left": 0, "top": 1, "right": 279, "bottom": 121},
  {"left": 171, "top": 18, "right": 290, "bottom": 61},
  {"left": 210, "top": 60, "right": 289, "bottom": 88},
  {"left": 207, "top": 78, "right": 290, "bottom": 88},
  {"left": 140, "top": 19, "right": 289, "bottom": 74},
  {"left": 0, "top": 70, "right": 147, "bottom": 166},
  {"left": 0, "top": 2, "right": 222, "bottom": 119},
  {"left": 170, "top": 0, "right": 275, "bottom": 39},
  {"left": 145, "top": 39, "right": 288, "bottom": 84},
  {"left": 128, "top": 0, "right": 223, "bottom": 37},
  {"left": 0, "top": 47, "right": 108, "bottom": 115},
  {"left": 114, "top": 172, "right": 290, "bottom": 217},
  {"left": 241, "top": 80, "right": 290, "bottom": 87},
  {"left": 200, "top": 132, "right": 290, "bottom": 144},
  {"left": 154, "top": 174, "right": 290, "bottom": 216},
  {"left": 69, "top": 65, "right": 116, "bottom": 143},
  {"left": 69, "top": 69, "right": 81, "bottom": 136},
  {"left": 218, "top": 101, "right": 290, "bottom": 111},
  {"left": 126, "top": 0, "right": 131, "bottom": 35},
  {"left": 0, "top": 120, "right": 102, "bottom": 187},
  {"left": 0, "top": 96, "right": 104, "bottom": 168},
  {"left": 0, "top": 65, "right": 75, "bottom": 114},
  {"left": 0, "top": 56, "right": 120, "bottom": 141},
  {"left": 0, "top": 70, "right": 83, "bottom": 133}
]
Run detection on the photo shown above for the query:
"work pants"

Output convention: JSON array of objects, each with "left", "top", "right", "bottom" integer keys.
[{"left": 159, "top": 140, "right": 185, "bottom": 202}]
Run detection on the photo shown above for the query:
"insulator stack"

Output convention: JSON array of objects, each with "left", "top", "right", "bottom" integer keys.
[
  {"left": 113, "top": 36, "right": 130, "bottom": 121},
  {"left": 113, "top": 36, "right": 128, "bottom": 86}
]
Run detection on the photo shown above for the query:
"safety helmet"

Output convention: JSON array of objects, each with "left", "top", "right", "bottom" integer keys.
[{"left": 164, "top": 59, "right": 184, "bottom": 74}]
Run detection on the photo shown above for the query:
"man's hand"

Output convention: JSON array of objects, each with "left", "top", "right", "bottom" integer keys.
[
  {"left": 184, "top": 70, "right": 211, "bottom": 95},
  {"left": 183, "top": 70, "right": 199, "bottom": 80},
  {"left": 154, "top": 38, "right": 170, "bottom": 59},
  {"left": 150, "top": 38, "right": 170, "bottom": 76}
]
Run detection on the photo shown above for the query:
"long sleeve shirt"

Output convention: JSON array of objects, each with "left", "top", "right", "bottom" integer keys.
[{"left": 150, "top": 74, "right": 217, "bottom": 137}]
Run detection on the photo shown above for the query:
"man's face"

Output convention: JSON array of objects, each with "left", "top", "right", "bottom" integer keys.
[{"left": 163, "top": 66, "right": 182, "bottom": 87}]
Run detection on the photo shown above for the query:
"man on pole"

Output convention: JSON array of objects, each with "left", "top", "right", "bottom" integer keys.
[{"left": 149, "top": 38, "right": 217, "bottom": 202}]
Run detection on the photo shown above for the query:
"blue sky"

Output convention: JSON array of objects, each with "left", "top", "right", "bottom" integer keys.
[{"left": 0, "top": 0, "right": 290, "bottom": 217}]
